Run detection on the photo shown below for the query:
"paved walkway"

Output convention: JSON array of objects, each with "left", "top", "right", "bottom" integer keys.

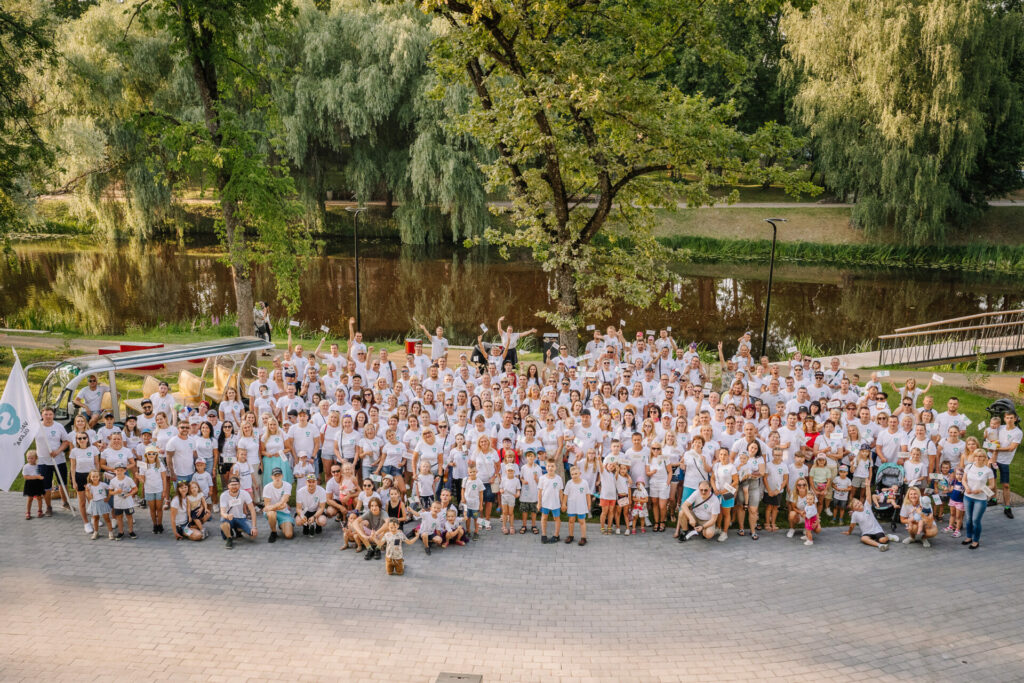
[{"left": 1, "top": 493, "right": 1021, "bottom": 682}]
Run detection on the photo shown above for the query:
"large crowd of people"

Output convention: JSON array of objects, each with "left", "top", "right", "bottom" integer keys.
[{"left": 20, "top": 317, "right": 1019, "bottom": 574}]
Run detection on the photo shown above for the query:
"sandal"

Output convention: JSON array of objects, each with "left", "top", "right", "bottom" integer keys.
[
  {"left": 25, "top": 513, "right": 31, "bottom": 520},
  {"left": 531, "top": 527, "right": 539, "bottom": 535},
  {"left": 751, "top": 532, "right": 759, "bottom": 540},
  {"left": 737, "top": 529, "right": 746, "bottom": 537},
  {"left": 519, "top": 526, "right": 526, "bottom": 534}
]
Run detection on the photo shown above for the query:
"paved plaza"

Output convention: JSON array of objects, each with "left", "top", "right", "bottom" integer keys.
[{"left": 0, "top": 494, "right": 1020, "bottom": 682}]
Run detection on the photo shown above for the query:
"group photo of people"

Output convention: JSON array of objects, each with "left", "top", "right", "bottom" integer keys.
[{"left": 22, "top": 317, "right": 1019, "bottom": 576}]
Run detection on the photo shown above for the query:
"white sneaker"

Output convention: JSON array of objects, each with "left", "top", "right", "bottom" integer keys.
[
  {"left": 823, "top": 508, "right": 832, "bottom": 517},
  {"left": 685, "top": 529, "right": 700, "bottom": 540},
  {"left": 902, "top": 536, "right": 915, "bottom": 544},
  {"left": 786, "top": 529, "right": 795, "bottom": 538},
  {"left": 482, "top": 519, "right": 491, "bottom": 530},
  {"left": 615, "top": 528, "right": 621, "bottom": 535},
  {"left": 107, "top": 531, "right": 115, "bottom": 540},
  {"left": 717, "top": 532, "right": 728, "bottom": 542},
  {"left": 922, "top": 538, "right": 931, "bottom": 548},
  {"left": 800, "top": 535, "right": 808, "bottom": 541},
  {"left": 887, "top": 533, "right": 900, "bottom": 542},
  {"left": 804, "top": 539, "right": 814, "bottom": 546},
  {"left": 878, "top": 543, "right": 888, "bottom": 552},
  {"left": 623, "top": 529, "right": 630, "bottom": 536},
  {"left": 84, "top": 522, "right": 94, "bottom": 534},
  {"left": 213, "top": 504, "right": 220, "bottom": 512},
  {"left": 90, "top": 531, "right": 98, "bottom": 540}
]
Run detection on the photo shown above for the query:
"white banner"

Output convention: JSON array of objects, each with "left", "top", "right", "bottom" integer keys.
[{"left": 0, "top": 353, "right": 42, "bottom": 491}]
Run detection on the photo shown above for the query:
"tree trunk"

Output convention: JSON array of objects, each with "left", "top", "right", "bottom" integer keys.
[
  {"left": 384, "top": 187, "right": 395, "bottom": 218},
  {"left": 222, "top": 196, "right": 255, "bottom": 336},
  {"left": 555, "top": 261, "right": 580, "bottom": 355}
]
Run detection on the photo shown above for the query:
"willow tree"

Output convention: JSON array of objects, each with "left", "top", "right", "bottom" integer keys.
[
  {"left": 278, "top": 0, "right": 487, "bottom": 244},
  {"left": 784, "top": 0, "right": 1024, "bottom": 243},
  {"left": 422, "top": 0, "right": 814, "bottom": 352}
]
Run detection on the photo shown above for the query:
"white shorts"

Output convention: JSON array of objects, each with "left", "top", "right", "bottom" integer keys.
[{"left": 649, "top": 482, "right": 670, "bottom": 500}]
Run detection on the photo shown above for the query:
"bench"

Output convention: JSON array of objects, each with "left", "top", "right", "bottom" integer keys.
[
  {"left": 172, "top": 370, "right": 205, "bottom": 408},
  {"left": 123, "top": 376, "right": 161, "bottom": 415},
  {"left": 204, "top": 364, "right": 239, "bottom": 405}
]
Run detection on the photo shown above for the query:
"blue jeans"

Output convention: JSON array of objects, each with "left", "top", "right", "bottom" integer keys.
[
  {"left": 221, "top": 517, "right": 253, "bottom": 539},
  {"left": 964, "top": 497, "right": 986, "bottom": 542}
]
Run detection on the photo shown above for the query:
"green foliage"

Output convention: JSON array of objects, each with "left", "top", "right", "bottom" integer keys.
[
  {"left": 784, "top": 0, "right": 1024, "bottom": 243},
  {"left": 423, "top": 0, "right": 816, "bottom": 347},
  {"left": 0, "top": 0, "right": 56, "bottom": 252}
]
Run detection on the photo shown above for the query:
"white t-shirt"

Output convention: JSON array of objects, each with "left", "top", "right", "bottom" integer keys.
[
  {"left": 684, "top": 489, "right": 721, "bottom": 522},
  {"left": 75, "top": 385, "right": 109, "bottom": 413},
  {"left": 70, "top": 446, "right": 99, "bottom": 474},
  {"left": 262, "top": 481, "right": 293, "bottom": 510},
  {"left": 138, "top": 462, "right": 167, "bottom": 495},
  {"left": 462, "top": 477, "right": 484, "bottom": 510},
  {"left": 36, "top": 422, "right": 70, "bottom": 466},
  {"left": 297, "top": 485, "right": 327, "bottom": 514},
  {"left": 539, "top": 475, "right": 564, "bottom": 509},
  {"left": 562, "top": 478, "right": 591, "bottom": 515},
  {"left": 997, "top": 426, "right": 1022, "bottom": 465},
  {"left": 101, "top": 447, "right": 134, "bottom": 472},
  {"left": 851, "top": 506, "right": 884, "bottom": 536},
  {"left": 170, "top": 496, "right": 189, "bottom": 526},
  {"left": 165, "top": 435, "right": 196, "bottom": 477},
  {"left": 108, "top": 476, "right": 135, "bottom": 509},
  {"left": 219, "top": 489, "right": 254, "bottom": 519},
  {"left": 963, "top": 463, "right": 992, "bottom": 501}
]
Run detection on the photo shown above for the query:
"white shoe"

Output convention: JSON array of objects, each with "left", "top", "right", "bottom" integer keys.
[
  {"left": 887, "top": 533, "right": 900, "bottom": 542},
  {"left": 623, "top": 529, "right": 630, "bottom": 536},
  {"left": 878, "top": 543, "right": 888, "bottom": 552},
  {"left": 800, "top": 535, "right": 808, "bottom": 541},
  {"left": 90, "top": 531, "right": 98, "bottom": 540},
  {"left": 786, "top": 529, "right": 795, "bottom": 538},
  {"left": 717, "top": 532, "right": 728, "bottom": 542},
  {"left": 922, "top": 538, "right": 931, "bottom": 548},
  {"left": 823, "top": 508, "right": 832, "bottom": 517},
  {"left": 804, "top": 539, "right": 814, "bottom": 546},
  {"left": 107, "top": 531, "right": 115, "bottom": 540},
  {"left": 902, "top": 536, "right": 915, "bottom": 544},
  {"left": 84, "top": 522, "right": 94, "bottom": 534},
  {"left": 213, "top": 504, "right": 220, "bottom": 512},
  {"left": 685, "top": 529, "right": 700, "bottom": 540},
  {"left": 615, "top": 528, "right": 621, "bottom": 535}
]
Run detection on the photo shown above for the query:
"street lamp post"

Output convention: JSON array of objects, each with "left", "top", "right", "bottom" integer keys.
[
  {"left": 346, "top": 206, "right": 367, "bottom": 332},
  {"left": 760, "top": 218, "right": 787, "bottom": 359}
]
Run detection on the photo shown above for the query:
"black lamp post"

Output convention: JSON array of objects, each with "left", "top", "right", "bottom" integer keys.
[
  {"left": 346, "top": 206, "right": 367, "bottom": 332},
  {"left": 760, "top": 217, "right": 787, "bottom": 358}
]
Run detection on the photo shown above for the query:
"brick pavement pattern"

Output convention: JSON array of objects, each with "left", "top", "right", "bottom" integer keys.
[{"left": 1, "top": 493, "right": 1021, "bottom": 682}]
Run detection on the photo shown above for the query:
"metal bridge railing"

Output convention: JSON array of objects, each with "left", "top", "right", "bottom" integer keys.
[{"left": 877, "top": 309, "right": 1024, "bottom": 367}]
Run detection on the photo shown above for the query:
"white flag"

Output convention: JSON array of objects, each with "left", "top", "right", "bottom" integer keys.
[{"left": 0, "top": 353, "right": 42, "bottom": 491}]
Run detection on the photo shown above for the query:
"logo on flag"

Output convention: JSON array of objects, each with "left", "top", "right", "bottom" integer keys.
[{"left": 0, "top": 353, "right": 42, "bottom": 491}]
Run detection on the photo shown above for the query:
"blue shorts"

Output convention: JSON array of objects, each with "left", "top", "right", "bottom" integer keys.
[
  {"left": 719, "top": 495, "right": 735, "bottom": 509},
  {"left": 483, "top": 488, "right": 496, "bottom": 504},
  {"left": 176, "top": 474, "right": 193, "bottom": 484},
  {"left": 567, "top": 513, "right": 586, "bottom": 520},
  {"left": 464, "top": 509, "right": 479, "bottom": 519},
  {"left": 144, "top": 492, "right": 162, "bottom": 502},
  {"left": 383, "top": 465, "right": 404, "bottom": 478},
  {"left": 996, "top": 463, "right": 1011, "bottom": 484},
  {"left": 681, "top": 487, "right": 696, "bottom": 504},
  {"left": 267, "top": 509, "right": 294, "bottom": 525},
  {"left": 541, "top": 507, "right": 560, "bottom": 516},
  {"left": 671, "top": 469, "right": 685, "bottom": 483},
  {"left": 221, "top": 517, "right": 253, "bottom": 539}
]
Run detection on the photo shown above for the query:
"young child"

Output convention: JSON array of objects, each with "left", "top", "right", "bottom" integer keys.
[
  {"left": 561, "top": 465, "right": 591, "bottom": 546},
  {"left": 903, "top": 448, "right": 927, "bottom": 490},
  {"left": 801, "top": 491, "right": 820, "bottom": 546},
  {"left": 137, "top": 447, "right": 167, "bottom": 533},
  {"left": 850, "top": 445, "right": 873, "bottom": 502},
  {"left": 416, "top": 461, "right": 439, "bottom": 509},
  {"left": 187, "top": 480, "right": 211, "bottom": 532},
  {"left": 808, "top": 455, "right": 831, "bottom": 510},
  {"left": 230, "top": 449, "right": 256, "bottom": 500},
  {"left": 461, "top": 463, "right": 484, "bottom": 540},
  {"left": 615, "top": 462, "right": 632, "bottom": 535},
  {"left": 192, "top": 459, "right": 215, "bottom": 511},
  {"left": 763, "top": 448, "right": 789, "bottom": 533},
  {"left": 442, "top": 508, "right": 466, "bottom": 547},
  {"left": 499, "top": 464, "right": 520, "bottom": 534},
  {"left": 630, "top": 481, "right": 650, "bottom": 535},
  {"left": 108, "top": 465, "right": 138, "bottom": 539},
  {"left": 21, "top": 451, "right": 45, "bottom": 519},
  {"left": 341, "top": 511, "right": 364, "bottom": 552},
  {"left": 380, "top": 518, "right": 418, "bottom": 575},
  {"left": 947, "top": 468, "right": 966, "bottom": 537},
  {"left": 538, "top": 458, "right": 564, "bottom": 544},
  {"left": 598, "top": 458, "right": 618, "bottom": 535},
  {"left": 85, "top": 470, "right": 114, "bottom": 540},
  {"left": 933, "top": 460, "right": 953, "bottom": 526},
  {"left": 292, "top": 451, "right": 315, "bottom": 484},
  {"left": 829, "top": 465, "right": 853, "bottom": 523},
  {"left": 518, "top": 451, "right": 541, "bottom": 534}
]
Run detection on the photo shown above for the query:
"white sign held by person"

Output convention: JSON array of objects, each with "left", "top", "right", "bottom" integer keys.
[{"left": 0, "top": 352, "right": 42, "bottom": 491}]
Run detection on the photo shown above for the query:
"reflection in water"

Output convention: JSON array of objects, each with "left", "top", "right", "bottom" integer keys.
[{"left": 4, "top": 241, "right": 1024, "bottom": 355}]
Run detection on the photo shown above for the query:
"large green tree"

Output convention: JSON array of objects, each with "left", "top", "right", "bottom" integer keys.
[
  {"left": 0, "top": 0, "right": 55, "bottom": 250},
  {"left": 422, "top": 0, "right": 813, "bottom": 352},
  {"left": 784, "top": 0, "right": 1024, "bottom": 243}
]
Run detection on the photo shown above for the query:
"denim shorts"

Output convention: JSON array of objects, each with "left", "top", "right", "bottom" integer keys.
[
  {"left": 996, "top": 463, "right": 1011, "bottom": 484},
  {"left": 483, "top": 488, "right": 496, "bottom": 504},
  {"left": 145, "top": 492, "right": 162, "bottom": 502}
]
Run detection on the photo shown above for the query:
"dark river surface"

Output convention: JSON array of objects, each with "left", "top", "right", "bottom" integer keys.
[{"left": 4, "top": 239, "right": 1024, "bottom": 356}]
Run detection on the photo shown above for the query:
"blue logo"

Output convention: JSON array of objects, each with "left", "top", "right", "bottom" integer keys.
[{"left": 0, "top": 404, "right": 21, "bottom": 435}]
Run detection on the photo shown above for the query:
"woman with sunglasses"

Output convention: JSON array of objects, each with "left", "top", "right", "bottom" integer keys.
[{"left": 70, "top": 432, "right": 100, "bottom": 532}]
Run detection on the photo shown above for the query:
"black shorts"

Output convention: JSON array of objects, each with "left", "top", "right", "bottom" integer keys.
[
  {"left": 219, "top": 462, "right": 234, "bottom": 475},
  {"left": 865, "top": 531, "right": 887, "bottom": 543},
  {"left": 74, "top": 471, "right": 90, "bottom": 492},
  {"left": 764, "top": 493, "right": 781, "bottom": 506}
]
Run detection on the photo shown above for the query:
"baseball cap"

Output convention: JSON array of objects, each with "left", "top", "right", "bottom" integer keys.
[
  {"left": 145, "top": 445, "right": 160, "bottom": 454},
  {"left": 305, "top": 473, "right": 317, "bottom": 481},
  {"left": 140, "top": 427, "right": 152, "bottom": 434},
  {"left": 229, "top": 476, "right": 240, "bottom": 483},
  {"left": 298, "top": 450, "right": 309, "bottom": 458},
  {"left": 188, "top": 415, "right": 201, "bottom": 425},
  {"left": 271, "top": 467, "right": 283, "bottom": 476}
]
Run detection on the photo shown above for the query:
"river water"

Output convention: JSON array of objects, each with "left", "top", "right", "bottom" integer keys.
[{"left": 4, "top": 239, "right": 1024, "bottom": 356}]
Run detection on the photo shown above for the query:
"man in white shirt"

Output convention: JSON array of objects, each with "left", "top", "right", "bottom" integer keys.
[
  {"left": 73, "top": 375, "right": 109, "bottom": 427},
  {"left": 35, "top": 407, "right": 71, "bottom": 514},
  {"left": 149, "top": 381, "right": 178, "bottom": 426},
  {"left": 295, "top": 473, "right": 328, "bottom": 534},
  {"left": 994, "top": 411, "right": 1022, "bottom": 518},
  {"left": 164, "top": 422, "right": 197, "bottom": 483},
  {"left": 219, "top": 477, "right": 258, "bottom": 548},
  {"left": 936, "top": 397, "right": 971, "bottom": 436}
]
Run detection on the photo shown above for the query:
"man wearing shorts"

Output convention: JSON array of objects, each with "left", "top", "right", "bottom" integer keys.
[
  {"left": 36, "top": 408, "right": 71, "bottom": 515},
  {"left": 219, "top": 477, "right": 258, "bottom": 549}
]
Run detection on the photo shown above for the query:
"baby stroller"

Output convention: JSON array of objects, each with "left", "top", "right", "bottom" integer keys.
[
  {"left": 873, "top": 462, "right": 906, "bottom": 531},
  {"left": 986, "top": 398, "right": 1017, "bottom": 420}
]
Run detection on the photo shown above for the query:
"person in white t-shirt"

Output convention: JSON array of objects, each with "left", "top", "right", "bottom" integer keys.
[
  {"left": 416, "top": 320, "right": 450, "bottom": 362},
  {"left": 992, "top": 411, "right": 1022, "bottom": 517},
  {"left": 679, "top": 481, "right": 721, "bottom": 541},
  {"left": 262, "top": 468, "right": 294, "bottom": 542},
  {"left": 295, "top": 474, "right": 328, "bottom": 535},
  {"left": 219, "top": 477, "right": 258, "bottom": 548},
  {"left": 73, "top": 375, "right": 109, "bottom": 427},
  {"left": 842, "top": 498, "right": 896, "bottom": 551},
  {"left": 538, "top": 460, "right": 564, "bottom": 543},
  {"left": 561, "top": 465, "right": 591, "bottom": 546}
]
